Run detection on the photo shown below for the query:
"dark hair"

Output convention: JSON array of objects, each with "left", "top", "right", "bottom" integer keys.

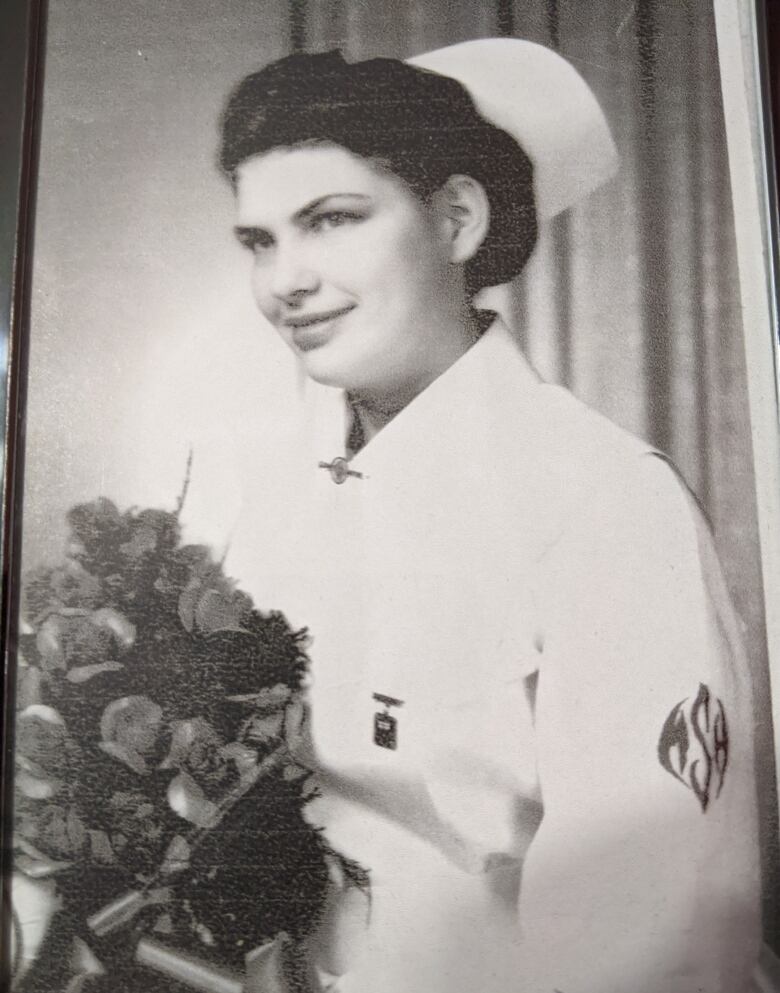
[{"left": 219, "top": 50, "right": 537, "bottom": 293}]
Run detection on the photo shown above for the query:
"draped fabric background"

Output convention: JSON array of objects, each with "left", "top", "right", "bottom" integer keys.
[{"left": 21, "top": 0, "right": 777, "bottom": 936}]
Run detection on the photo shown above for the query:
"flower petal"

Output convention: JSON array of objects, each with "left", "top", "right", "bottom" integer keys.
[
  {"left": 36, "top": 618, "right": 66, "bottom": 671},
  {"left": 91, "top": 608, "right": 136, "bottom": 648},
  {"left": 19, "top": 704, "right": 65, "bottom": 726},
  {"left": 98, "top": 740, "right": 149, "bottom": 775},
  {"left": 167, "top": 771, "right": 220, "bottom": 828},
  {"left": 17, "top": 666, "right": 44, "bottom": 710},
  {"left": 194, "top": 589, "right": 246, "bottom": 635},
  {"left": 159, "top": 834, "right": 191, "bottom": 875},
  {"left": 16, "top": 770, "right": 61, "bottom": 800}
]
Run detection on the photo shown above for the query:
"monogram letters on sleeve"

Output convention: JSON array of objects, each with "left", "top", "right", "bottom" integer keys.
[{"left": 657, "top": 683, "right": 729, "bottom": 812}]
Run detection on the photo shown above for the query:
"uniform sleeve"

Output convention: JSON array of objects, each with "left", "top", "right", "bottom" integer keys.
[{"left": 519, "top": 453, "right": 761, "bottom": 993}]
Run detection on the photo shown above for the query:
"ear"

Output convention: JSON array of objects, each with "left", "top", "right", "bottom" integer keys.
[{"left": 433, "top": 175, "right": 490, "bottom": 265}]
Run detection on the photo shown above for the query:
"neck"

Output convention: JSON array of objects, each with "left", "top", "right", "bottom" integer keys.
[
  {"left": 347, "top": 306, "right": 489, "bottom": 450},
  {"left": 347, "top": 396, "right": 399, "bottom": 449}
]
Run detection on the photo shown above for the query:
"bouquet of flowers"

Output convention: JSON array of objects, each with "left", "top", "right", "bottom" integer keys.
[{"left": 12, "top": 492, "right": 335, "bottom": 992}]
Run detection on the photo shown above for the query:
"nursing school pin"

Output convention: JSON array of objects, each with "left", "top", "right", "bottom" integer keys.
[
  {"left": 373, "top": 693, "right": 404, "bottom": 750},
  {"left": 318, "top": 457, "right": 364, "bottom": 485}
]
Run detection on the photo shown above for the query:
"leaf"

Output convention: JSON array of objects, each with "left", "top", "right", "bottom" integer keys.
[
  {"left": 243, "top": 712, "right": 285, "bottom": 747},
  {"left": 177, "top": 585, "right": 198, "bottom": 632},
  {"left": 160, "top": 718, "right": 220, "bottom": 770},
  {"left": 226, "top": 682, "right": 292, "bottom": 710},
  {"left": 14, "top": 850, "right": 74, "bottom": 878},
  {"left": 66, "top": 808, "right": 88, "bottom": 852},
  {"left": 153, "top": 913, "right": 174, "bottom": 935},
  {"left": 282, "top": 762, "right": 310, "bottom": 783},
  {"left": 245, "top": 935, "right": 293, "bottom": 993},
  {"left": 88, "top": 829, "right": 117, "bottom": 866},
  {"left": 70, "top": 936, "right": 107, "bottom": 980},
  {"left": 220, "top": 742, "right": 259, "bottom": 781},
  {"left": 66, "top": 661, "right": 124, "bottom": 684}
]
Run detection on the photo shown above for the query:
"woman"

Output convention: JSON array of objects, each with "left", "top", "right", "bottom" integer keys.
[{"left": 217, "top": 41, "right": 761, "bottom": 993}]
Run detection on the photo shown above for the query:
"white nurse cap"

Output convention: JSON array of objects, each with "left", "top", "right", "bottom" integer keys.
[{"left": 407, "top": 39, "right": 619, "bottom": 219}]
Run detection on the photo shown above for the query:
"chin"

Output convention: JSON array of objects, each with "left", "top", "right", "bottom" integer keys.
[
  {"left": 296, "top": 354, "right": 356, "bottom": 391},
  {"left": 291, "top": 342, "right": 361, "bottom": 389}
]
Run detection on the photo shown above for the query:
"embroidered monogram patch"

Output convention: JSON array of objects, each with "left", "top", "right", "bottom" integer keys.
[{"left": 658, "top": 682, "right": 729, "bottom": 811}]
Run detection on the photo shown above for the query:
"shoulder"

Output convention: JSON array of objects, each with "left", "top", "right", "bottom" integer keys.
[
  {"left": 510, "top": 382, "right": 693, "bottom": 561},
  {"left": 526, "top": 390, "right": 751, "bottom": 693},
  {"left": 519, "top": 386, "right": 739, "bottom": 654}
]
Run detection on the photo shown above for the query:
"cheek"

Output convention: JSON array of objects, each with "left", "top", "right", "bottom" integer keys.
[
  {"left": 394, "top": 219, "right": 448, "bottom": 296},
  {"left": 354, "top": 223, "right": 441, "bottom": 310},
  {"left": 250, "top": 265, "right": 275, "bottom": 317}
]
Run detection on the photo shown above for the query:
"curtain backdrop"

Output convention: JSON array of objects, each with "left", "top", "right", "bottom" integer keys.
[{"left": 23, "top": 0, "right": 776, "bottom": 934}]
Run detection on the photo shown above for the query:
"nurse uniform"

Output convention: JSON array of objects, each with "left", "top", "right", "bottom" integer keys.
[{"left": 222, "top": 40, "right": 761, "bottom": 993}]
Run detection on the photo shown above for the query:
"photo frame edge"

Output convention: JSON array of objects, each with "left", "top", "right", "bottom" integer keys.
[
  {"left": 714, "top": 0, "right": 780, "bottom": 836},
  {"left": 0, "top": 0, "right": 47, "bottom": 987}
]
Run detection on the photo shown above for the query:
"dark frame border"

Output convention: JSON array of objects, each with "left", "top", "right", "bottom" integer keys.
[
  {"left": 0, "top": 0, "right": 45, "bottom": 986},
  {"left": 767, "top": 0, "right": 780, "bottom": 198}
]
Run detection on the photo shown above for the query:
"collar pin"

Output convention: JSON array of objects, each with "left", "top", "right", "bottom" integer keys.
[{"left": 319, "top": 457, "right": 363, "bottom": 484}]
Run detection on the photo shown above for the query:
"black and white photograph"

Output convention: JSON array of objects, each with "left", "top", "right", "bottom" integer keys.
[{"left": 3, "top": 1, "right": 780, "bottom": 990}]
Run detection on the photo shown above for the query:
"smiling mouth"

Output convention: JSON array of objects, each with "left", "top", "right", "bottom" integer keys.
[{"left": 284, "top": 305, "right": 355, "bottom": 330}]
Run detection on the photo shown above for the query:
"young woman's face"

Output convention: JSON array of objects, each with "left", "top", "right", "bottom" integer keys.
[{"left": 234, "top": 144, "right": 465, "bottom": 401}]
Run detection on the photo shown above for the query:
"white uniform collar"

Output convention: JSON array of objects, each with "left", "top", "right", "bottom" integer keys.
[{"left": 302, "top": 314, "right": 541, "bottom": 480}]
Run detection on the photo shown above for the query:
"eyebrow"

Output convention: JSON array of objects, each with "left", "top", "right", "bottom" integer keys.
[
  {"left": 295, "top": 193, "right": 371, "bottom": 220},
  {"left": 235, "top": 193, "right": 372, "bottom": 241}
]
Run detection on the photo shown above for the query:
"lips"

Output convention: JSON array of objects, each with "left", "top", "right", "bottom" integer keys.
[
  {"left": 283, "top": 305, "right": 355, "bottom": 351},
  {"left": 284, "top": 305, "right": 355, "bottom": 330}
]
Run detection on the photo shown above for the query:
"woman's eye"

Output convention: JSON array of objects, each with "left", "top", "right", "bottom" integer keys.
[
  {"left": 235, "top": 228, "right": 275, "bottom": 254},
  {"left": 309, "top": 211, "right": 361, "bottom": 232}
]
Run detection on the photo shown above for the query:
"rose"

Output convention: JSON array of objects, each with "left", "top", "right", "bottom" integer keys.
[
  {"left": 226, "top": 683, "right": 297, "bottom": 755},
  {"left": 15, "top": 705, "right": 79, "bottom": 798},
  {"left": 162, "top": 718, "right": 250, "bottom": 788},
  {"left": 34, "top": 608, "right": 135, "bottom": 676},
  {"left": 118, "top": 524, "right": 160, "bottom": 560},
  {"left": 36, "top": 614, "right": 101, "bottom": 672},
  {"left": 113, "top": 508, "right": 179, "bottom": 563},
  {"left": 105, "top": 790, "right": 166, "bottom": 858},
  {"left": 99, "top": 696, "right": 164, "bottom": 774},
  {"left": 161, "top": 719, "right": 256, "bottom": 828},
  {"left": 66, "top": 497, "right": 125, "bottom": 555},
  {"left": 16, "top": 802, "right": 89, "bottom": 859},
  {"left": 177, "top": 567, "right": 252, "bottom": 636},
  {"left": 23, "top": 560, "right": 103, "bottom": 618}
]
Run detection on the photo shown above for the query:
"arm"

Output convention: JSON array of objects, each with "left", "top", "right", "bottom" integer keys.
[{"left": 519, "top": 454, "right": 761, "bottom": 993}]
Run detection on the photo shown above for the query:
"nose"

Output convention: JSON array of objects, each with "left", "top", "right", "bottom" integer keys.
[{"left": 269, "top": 240, "right": 319, "bottom": 306}]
